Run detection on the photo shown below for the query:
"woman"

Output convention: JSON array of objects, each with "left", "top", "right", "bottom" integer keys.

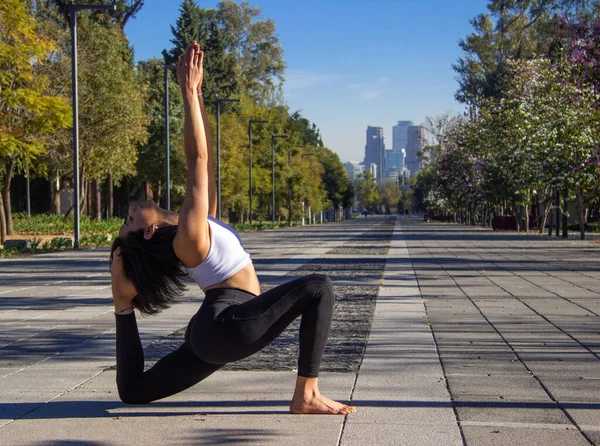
[{"left": 110, "top": 42, "right": 355, "bottom": 415}]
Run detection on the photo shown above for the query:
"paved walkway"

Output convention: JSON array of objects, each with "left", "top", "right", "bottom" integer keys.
[{"left": 0, "top": 216, "right": 598, "bottom": 445}]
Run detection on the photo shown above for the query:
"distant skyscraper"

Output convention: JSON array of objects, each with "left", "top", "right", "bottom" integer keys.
[
  {"left": 343, "top": 161, "right": 365, "bottom": 182},
  {"left": 386, "top": 149, "right": 405, "bottom": 170},
  {"left": 393, "top": 121, "right": 412, "bottom": 152},
  {"left": 364, "top": 126, "right": 385, "bottom": 181},
  {"left": 406, "top": 124, "right": 426, "bottom": 176}
]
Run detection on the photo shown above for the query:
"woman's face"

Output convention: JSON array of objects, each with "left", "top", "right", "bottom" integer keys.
[{"left": 119, "top": 199, "right": 161, "bottom": 237}]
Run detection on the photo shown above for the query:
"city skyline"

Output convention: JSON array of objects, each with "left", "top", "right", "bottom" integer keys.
[{"left": 125, "top": 0, "right": 489, "bottom": 163}]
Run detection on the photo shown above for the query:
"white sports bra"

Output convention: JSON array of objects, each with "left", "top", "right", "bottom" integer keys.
[{"left": 185, "top": 216, "right": 252, "bottom": 289}]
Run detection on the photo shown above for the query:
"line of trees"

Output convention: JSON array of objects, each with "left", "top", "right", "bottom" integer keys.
[
  {"left": 414, "top": 0, "right": 600, "bottom": 239},
  {"left": 0, "top": 0, "right": 353, "bottom": 244}
]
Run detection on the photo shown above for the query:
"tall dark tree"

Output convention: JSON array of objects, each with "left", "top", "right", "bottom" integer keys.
[
  {"left": 163, "top": 0, "right": 238, "bottom": 102},
  {"left": 217, "top": 1, "right": 286, "bottom": 104}
]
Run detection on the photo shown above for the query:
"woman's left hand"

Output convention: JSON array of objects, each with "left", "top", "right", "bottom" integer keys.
[
  {"left": 177, "top": 42, "right": 204, "bottom": 94},
  {"left": 110, "top": 247, "right": 137, "bottom": 309}
]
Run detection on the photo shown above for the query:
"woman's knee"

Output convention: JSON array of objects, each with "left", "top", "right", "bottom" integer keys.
[{"left": 303, "top": 274, "right": 334, "bottom": 303}]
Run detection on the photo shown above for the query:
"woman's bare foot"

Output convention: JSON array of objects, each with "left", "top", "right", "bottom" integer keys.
[{"left": 289, "top": 376, "right": 356, "bottom": 415}]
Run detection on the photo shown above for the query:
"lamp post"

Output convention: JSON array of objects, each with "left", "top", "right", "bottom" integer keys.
[
  {"left": 270, "top": 134, "right": 288, "bottom": 224},
  {"left": 163, "top": 63, "right": 176, "bottom": 210},
  {"left": 215, "top": 96, "right": 240, "bottom": 220},
  {"left": 372, "top": 133, "right": 386, "bottom": 182},
  {"left": 69, "top": 3, "right": 115, "bottom": 249},
  {"left": 248, "top": 119, "right": 267, "bottom": 224},
  {"left": 25, "top": 172, "right": 31, "bottom": 216}
]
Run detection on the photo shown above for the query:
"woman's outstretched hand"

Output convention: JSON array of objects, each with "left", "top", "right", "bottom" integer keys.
[
  {"left": 110, "top": 247, "right": 137, "bottom": 312},
  {"left": 177, "top": 41, "right": 204, "bottom": 94}
]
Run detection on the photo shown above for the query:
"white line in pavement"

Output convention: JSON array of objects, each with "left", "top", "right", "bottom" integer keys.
[{"left": 0, "top": 287, "right": 33, "bottom": 296}]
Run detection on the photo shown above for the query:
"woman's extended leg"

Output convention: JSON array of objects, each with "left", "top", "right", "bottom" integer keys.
[
  {"left": 190, "top": 273, "right": 355, "bottom": 414},
  {"left": 116, "top": 312, "right": 222, "bottom": 404}
]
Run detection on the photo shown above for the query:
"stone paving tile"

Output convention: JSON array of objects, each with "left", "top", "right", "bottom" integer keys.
[{"left": 402, "top": 219, "right": 600, "bottom": 445}]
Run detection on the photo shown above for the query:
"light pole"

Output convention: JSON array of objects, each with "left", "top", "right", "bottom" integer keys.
[
  {"left": 215, "top": 96, "right": 240, "bottom": 220},
  {"left": 270, "top": 134, "right": 288, "bottom": 224},
  {"left": 69, "top": 3, "right": 115, "bottom": 249},
  {"left": 248, "top": 119, "right": 267, "bottom": 224},
  {"left": 163, "top": 63, "right": 176, "bottom": 210},
  {"left": 25, "top": 172, "right": 31, "bottom": 216},
  {"left": 372, "top": 133, "right": 386, "bottom": 182}
]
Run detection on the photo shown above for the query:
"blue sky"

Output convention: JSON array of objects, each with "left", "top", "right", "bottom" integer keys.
[{"left": 125, "top": 0, "right": 489, "bottom": 163}]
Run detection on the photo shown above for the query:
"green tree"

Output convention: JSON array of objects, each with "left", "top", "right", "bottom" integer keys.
[
  {"left": 72, "top": 15, "right": 148, "bottom": 217},
  {"left": 318, "top": 147, "right": 350, "bottom": 219},
  {"left": 357, "top": 171, "right": 379, "bottom": 211},
  {"left": 136, "top": 58, "right": 185, "bottom": 207},
  {"left": 217, "top": 1, "right": 286, "bottom": 104},
  {"left": 378, "top": 180, "right": 401, "bottom": 214},
  {"left": 0, "top": 0, "right": 71, "bottom": 241},
  {"left": 453, "top": 0, "right": 598, "bottom": 108},
  {"left": 163, "top": 0, "right": 238, "bottom": 102},
  {"left": 47, "top": 0, "right": 145, "bottom": 29}
]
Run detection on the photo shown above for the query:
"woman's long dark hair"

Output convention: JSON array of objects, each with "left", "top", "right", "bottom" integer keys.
[{"left": 110, "top": 225, "right": 187, "bottom": 315}]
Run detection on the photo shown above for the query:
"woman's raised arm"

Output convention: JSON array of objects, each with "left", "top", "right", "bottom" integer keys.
[{"left": 173, "top": 43, "right": 211, "bottom": 268}]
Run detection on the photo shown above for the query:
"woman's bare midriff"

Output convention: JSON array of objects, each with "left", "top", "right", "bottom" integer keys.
[{"left": 202, "top": 263, "right": 261, "bottom": 296}]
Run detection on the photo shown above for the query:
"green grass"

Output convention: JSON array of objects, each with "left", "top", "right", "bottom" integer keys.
[{"left": 13, "top": 213, "right": 122, "bottom": 235}]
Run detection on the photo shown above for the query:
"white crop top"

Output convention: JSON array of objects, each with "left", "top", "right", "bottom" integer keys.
[{"left": 185, "top": 216, "right": 252, "bottom": 289}]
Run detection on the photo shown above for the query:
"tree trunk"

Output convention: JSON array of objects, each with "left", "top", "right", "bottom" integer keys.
[
  {"left": 85, "top": 180, "right": 91, "bottom": 216},
  {"left": 576, "top": 188, "right": 585, "bottom": 240},
  {"left": 50, "top": 173, "right": 61, "bottom": 214},
  {"left": 541, "top": 200, "right": 552, "bottom": 235},
  {"left": 145, "top": 181, "right": 154, "bottom": 201},
  {"left": 94, "top": 179, "right": 101, "bottom": 220},
  {"left": 524, "top": 204, "right": 529, "bottom": 233},
  {"left": 0, "top": 187, "right": 6, "bottom": 245},
  {"left": 3, "top": 157, "right": 15, "bottom": 235},
  {"left": 562, "top": 189, "right": 568, "bottom": 238},
  {"left": 108, "top": 174, "right": 114, "bottom": 218}
]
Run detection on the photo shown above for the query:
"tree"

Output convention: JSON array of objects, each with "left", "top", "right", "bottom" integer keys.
[
  {"left": 136, "top": 59, "right": 185, "bottom": 207},
  {"left": 71, "top": 15, "right": 147, "bottom": 218},
  {"left": 0, "top": 0, "right": 71, "bottom": 241},
  {"left": 163, "top": 0, "right": 238, "bottom": 102},
  {"left": 423, "top": 112, "right": 458, "bottom": 163},
  {"left": 453, "top": 0, "right": 599, "bottom": 108},
  {"left": 318, "top": 147, "right": 350, "bottom": 219},
  {"left": 357, "top": 171, "right": 379, "bottom": 211},
  {"left": 47, "top": 0, "right": 145, "bottom": 29},
  {"left": 217, "top": 1, "right": 286, "bottom": 104},
  {"left": 377, "top": 180, "right": 401, "bottom": 214}
]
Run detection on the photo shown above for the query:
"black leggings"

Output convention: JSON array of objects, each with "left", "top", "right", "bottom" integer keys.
[{"left": 116, "top": 274, "right": 334, "bottom": 404}]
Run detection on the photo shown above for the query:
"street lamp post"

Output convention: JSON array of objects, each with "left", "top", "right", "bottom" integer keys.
[
  {"left": 215, "top": 96, "right": 240, "bottom": 220},
  {"left": 69, "top": 3, "right": 115, "bottom": 249},
  {"left": 270, "top": 134, "right": 288, "bottom": 224},
  {"left": 163, "top": 63, "right": 176, "bottom": 210},
  {"left": 25, "top": 173, "right": 31, "bottom": 216},
  {"left": 248, "top": 119, "right": 267, "bottom": 224},
  {"left": 372, "top": 133, "right": 386, "bottom": 182}
]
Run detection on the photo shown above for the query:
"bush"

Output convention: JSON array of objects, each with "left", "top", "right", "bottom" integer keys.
[{"left": 12, "top": 213, "right": 122, "bottom": 236}]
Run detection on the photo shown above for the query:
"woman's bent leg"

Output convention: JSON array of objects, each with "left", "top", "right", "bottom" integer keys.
[
  {"left": 195, "top": 274, "right": 334, "bottom": 377},
  {"left": 116, "top": 312, "right": 222, "bottom": 404}
]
